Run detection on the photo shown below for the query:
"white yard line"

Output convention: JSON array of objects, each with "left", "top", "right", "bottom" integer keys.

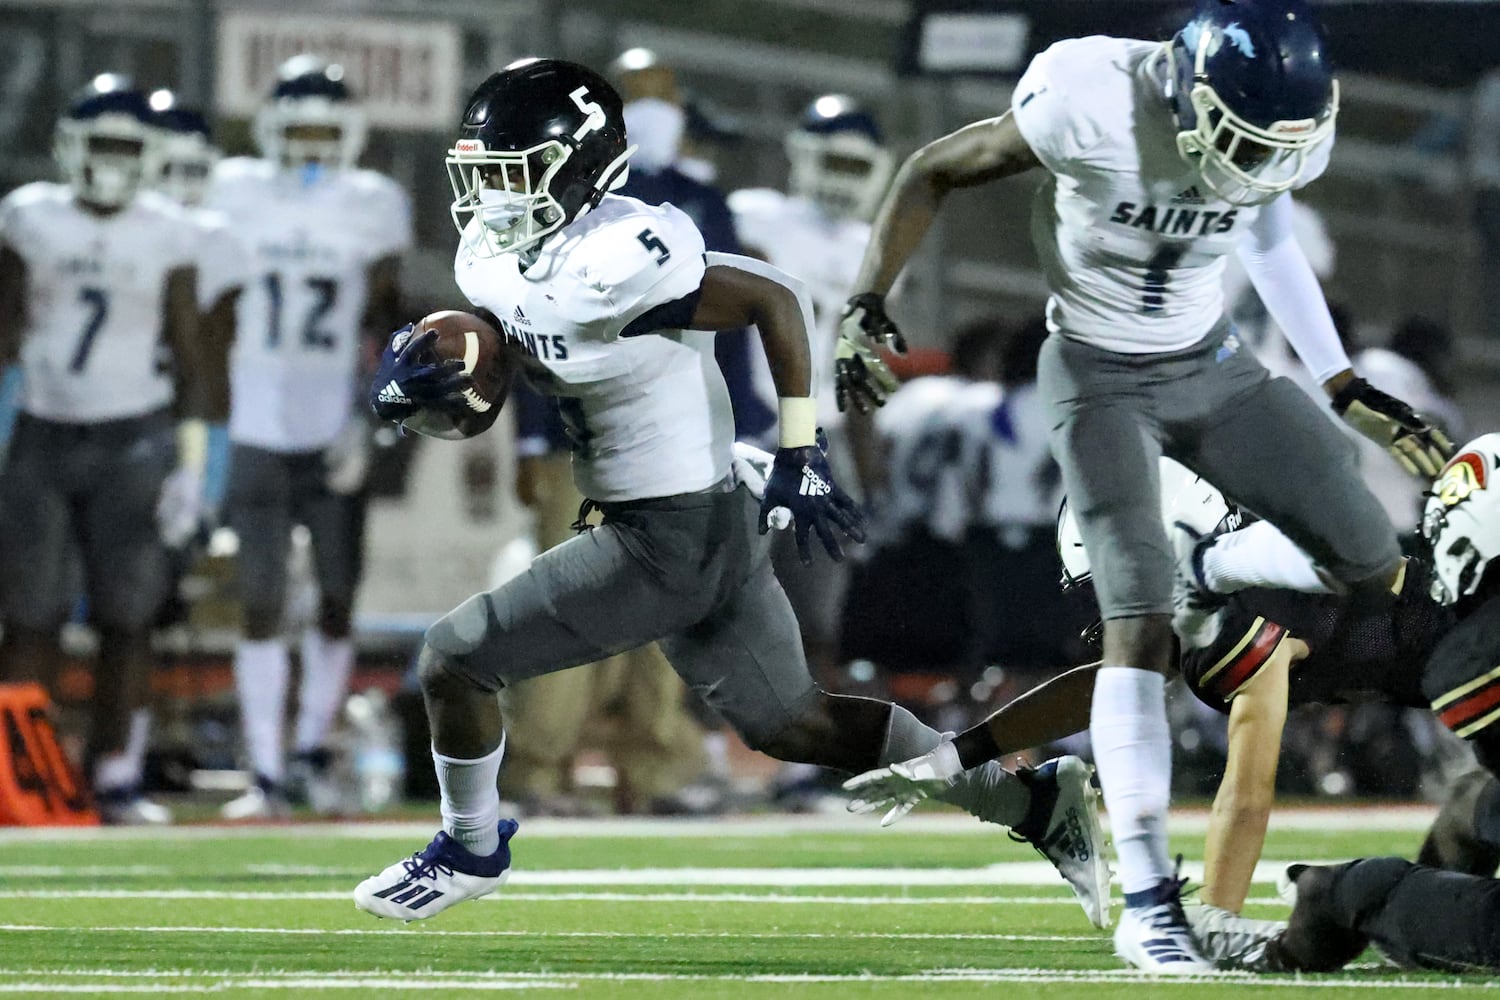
[
  {"left": 0, "top": 806, "right": 1438, "bottom": 844},
  {"left": 0, "top": 926, "right": 1096, "bottom": 941},
  {"left": 0, "top": 968, "right": 1493, "bottom": 991},
  {"left": 0, "top": 860, "right": 1345, "bottom": 886}
]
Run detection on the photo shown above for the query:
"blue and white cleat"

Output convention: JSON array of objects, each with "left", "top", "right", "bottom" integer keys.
[
  {"left": 354, "top": 819, "right": 517, "bottom": 921},
  {"left": 1010, "top": 755, "right": 1113, "bottom": 929},
  {"left": 1114, "top": 877, "right": 1216, "bottom": 974}
]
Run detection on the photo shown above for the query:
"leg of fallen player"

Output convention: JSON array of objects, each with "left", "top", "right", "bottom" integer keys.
[{"left": 1269, "top": 858, "right": 1500, "bottom": 973}]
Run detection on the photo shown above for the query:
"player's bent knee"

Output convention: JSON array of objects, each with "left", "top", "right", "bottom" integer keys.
[
  {"left": 416, "top": 643, "right": 492, "bottom": 699},
  {"left": 1101, "top": 614, "right": 1176, "bottom": 674}
]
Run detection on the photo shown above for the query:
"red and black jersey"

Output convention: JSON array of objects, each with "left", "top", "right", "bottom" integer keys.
[{"left": 1181, "top": 561, "right": 1455, "bottom": 715}]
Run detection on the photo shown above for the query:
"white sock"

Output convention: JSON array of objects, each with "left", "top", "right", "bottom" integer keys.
[
  {"left": 1200, "top": 521, "right": 1336, "bottom": 595},
  {"left": 235, "top": 639, "right": 290, "bottom": 783},
  {"left": 1091, "top": 666, "right": 1173, "bottom": 896},
  {"left": 294, "top": 630, "right": 356, "bottom": 753},
  {"left": 435, "top": 736, "right": 506, "bottom": 856},
  {"left": 94, "top": 709, "right": 153, "bottom": 792}
]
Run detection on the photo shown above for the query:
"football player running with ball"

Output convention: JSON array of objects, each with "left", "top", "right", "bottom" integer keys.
[
  {"left": 835, "top": 0, "right": 1449, "bottom": 973},
  {"left": 353, "top": 58, "right": 1111, "bottom": 928}
]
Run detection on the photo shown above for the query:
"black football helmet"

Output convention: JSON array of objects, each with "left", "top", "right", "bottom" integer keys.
[{"left": 446, "top": 58, "right": 632, "bottom": 259}]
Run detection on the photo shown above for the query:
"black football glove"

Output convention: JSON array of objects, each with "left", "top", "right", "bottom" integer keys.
[
  {"left": 1330, "top": 376, "right": 1454, "bottom": 478},
  {"left": 835, "top": 293, "right": 902, "bottom": 414},
  {"left": 760, "top": 443, "right": 867, "bottom": 565},
  {"left": 369, "top": 325, "right": 472, "bottom": 422}
]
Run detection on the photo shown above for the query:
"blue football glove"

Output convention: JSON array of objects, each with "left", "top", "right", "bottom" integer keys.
[
  {"left": 760, "top": 442, "right": 866, "bottom": 565},
  {"left": 369, "top": 325, "right": 472, "bottom": 422}
]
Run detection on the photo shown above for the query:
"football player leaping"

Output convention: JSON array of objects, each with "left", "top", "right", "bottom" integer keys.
[
  {"left": 835, "top": 0, "right": 1449, "bottom": 972},
  {"left": 209, "top": 56, "right": 412, "bottom": 818},
  {"left": 352, "top": 58, "right": 1111, "bottom": 928},
  {"left": 0, "top": 75, "right": 226, "bottom": 824}
]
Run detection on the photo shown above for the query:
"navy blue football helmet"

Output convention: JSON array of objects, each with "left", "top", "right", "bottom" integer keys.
[
  {"left": 254, "top": 54, "right": 366, "bottom": 171},
  {"left": 1165, "top": 0, "right": 1338, "bottom": 204},
  {"left": 54, "top": 73, "right": 154, "bottom": 208},
  {"left": 146, "top": 89, "right": 218, "bottom": 206},
  {"left": 446, "top": 58, "right": 631, "bottom": 260},
  {"left": 785, "top": 95, "right": 892, "bottom": 220}
]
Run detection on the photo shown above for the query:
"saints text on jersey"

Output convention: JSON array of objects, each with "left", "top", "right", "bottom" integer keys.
[{"left": 494, "top": 305, "right": 568, "bottom": 362}]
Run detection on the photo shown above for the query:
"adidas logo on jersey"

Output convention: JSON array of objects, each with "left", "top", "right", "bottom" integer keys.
[
  {"left": 799, "top": 467, "right": 832, "bottom": 498},
  {"left": 1174, "top": 185, "right": 1206, "bottom": 204},
  {"left": 377, "top": 381, "right": 408, "bottom": 405},
  {"left": 512, "top": 305, "right": 531, "bottom": 326}
]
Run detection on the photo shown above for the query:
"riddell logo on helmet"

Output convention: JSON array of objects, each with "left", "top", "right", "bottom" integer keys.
[
  {"left": 454, "top": 139, "right": 485, "bottom": 154},
  {"left": 1269, "top": 119, "right": 1317, "bottom": 136},
  {"left": 1437, "top": 452, "right": 1488, "bottom": 507}
]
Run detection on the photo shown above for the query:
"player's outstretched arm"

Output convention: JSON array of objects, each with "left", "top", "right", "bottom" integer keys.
[
  {"left": 689, "top": 256, "right": 866, "bottom": 564},
  {"left": 844, "top": 662, "right": 1100, "bottom": 824},
  {"left": 1200, "top": 645, "right": 1292, "bottom": 914},
  {"left": 836, "top": 113, "right": 1041, "bottom": 413},
  {"left": 1241, "top": 196, "right": 1451, "bottom": 476}
]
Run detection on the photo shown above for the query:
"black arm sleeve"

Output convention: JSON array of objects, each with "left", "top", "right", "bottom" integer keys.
[{"left": 619, "top": 286, "right": 704, "bottom": 339}]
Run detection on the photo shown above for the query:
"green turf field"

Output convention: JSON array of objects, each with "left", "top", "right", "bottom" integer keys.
[{"left": 0, "top": 809, "right": 1493, "bottom": 997}]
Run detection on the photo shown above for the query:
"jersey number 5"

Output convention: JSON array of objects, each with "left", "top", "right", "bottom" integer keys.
[{"left": 636, "top": 229, "right": 671, "bottom": 266}]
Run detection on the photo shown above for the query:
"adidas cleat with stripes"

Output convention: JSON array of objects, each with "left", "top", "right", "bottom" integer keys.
[
  {"left": 354, "top": 819, "right": 517, "bottom": 921},
  {"left": 1010, "top": 755, "right": 1113, "bottom": 929},
  {"left": 1114, "top": 877, "right": 1216, "bottom": 975}
]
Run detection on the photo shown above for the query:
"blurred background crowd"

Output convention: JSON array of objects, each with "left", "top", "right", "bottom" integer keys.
[{"left": 0, "top": 0, "right": 1497, "bottom": 825}]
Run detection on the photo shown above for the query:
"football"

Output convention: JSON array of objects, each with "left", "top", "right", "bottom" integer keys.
[{"left": 397, "top": 309, "right": 518, "bottom": 440}]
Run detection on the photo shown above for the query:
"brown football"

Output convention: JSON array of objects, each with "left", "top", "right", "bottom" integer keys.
[{"left": 403, "top": 309, "right": 518, "bottom": 439}]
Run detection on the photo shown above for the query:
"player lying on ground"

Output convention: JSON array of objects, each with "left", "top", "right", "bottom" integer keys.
[
  {"left": 351, "top": 58, "right": 1110, "bottom": 928},
  {"left": 1259, "top": 858, "right": 1500, "bottom": 973},
  {"left": 846, "top": 441, "right": 1500, "bottom": 967}
]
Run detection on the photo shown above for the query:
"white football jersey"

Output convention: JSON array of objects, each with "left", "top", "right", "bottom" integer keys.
[
  {"left": 0, "top": 183, "right": 199, "bottom": 423},
  {"left": 455, "top": 195, "right": 730, "bottom": 503},
  {"left": 729, "top": 189, "right": 869, "bottom": 428},
  {"left": 188, "top": 206, "right": 251, "bottom": 311},
  {"left": 209, "top": 158, "right": 413, "bottom": 451},
  {"left": 1011, "top": 36, "right": 1332, "bottom": 353},
  {"left": 874, "top": 376, "right": 984, "bottom": 544},
  {"left": 972, "top": 382, "right": 1060, "bottom": 532}
]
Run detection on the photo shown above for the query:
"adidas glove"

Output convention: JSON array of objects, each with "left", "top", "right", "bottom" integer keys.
[
  {"left": 370, "top": 325, "right": 472, "bottom": 423},
  {"left": 834, "top": 293, "right": 903, "bottom": 414},
  {"left": 759, "top": 443, "right": 866, "bottom": 565},
  {"left": 1330, "top": 376, "right": 1453, "bottom": 478}
]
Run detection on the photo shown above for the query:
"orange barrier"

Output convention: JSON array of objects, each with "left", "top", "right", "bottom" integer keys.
[{"left": 0, "top": 683, "right": 97, "bottom": 826}]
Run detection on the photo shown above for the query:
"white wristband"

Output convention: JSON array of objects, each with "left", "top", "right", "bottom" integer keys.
[
  {"left": 176, "top": 419, "right": 209, "bottom": 474},
  {"left": 778, "top": 396, "right": 817, "bottom": 449}
]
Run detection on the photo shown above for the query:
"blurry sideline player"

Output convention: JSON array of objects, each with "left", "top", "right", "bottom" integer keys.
[
  {"left": 210, "top": 55, "right": 411, "bottom": 818},
  {"left": 0, "top": 74, "right": 225, "bottom": 823},
  {"left": 835, "top": 0, "right": 1448, "bottom": 972},
  {"left": 729, "top": 95, "right": 892, "bottom": 684},
  {"left": 352, "top": 58, "right": 1108, "bottom": 928},
  {"left": 145, "top": 90, "right": 248, "bottom": 528}
]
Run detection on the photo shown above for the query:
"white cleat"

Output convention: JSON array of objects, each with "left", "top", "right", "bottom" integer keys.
[
  {"left": 354, "top": 820, "right": 518, "bottom": 921},
  {"left": 1185, "top": 901, "right": 1286, "bottom": 969},
  {"left": 96, "top": 789, "right": 173, "bottom": 826},
  {"left": 220, "top": 779, "right": 291, "bottom": 821},
  {"left": 1114, "top": 879, "right": 1217, "bottom": 975},
  {"left": 1170, "top": 520, "right": 1225, "bottom": 651},
  {"left": 1010, "top": 755, "right": 1113, "bottom": 929}
]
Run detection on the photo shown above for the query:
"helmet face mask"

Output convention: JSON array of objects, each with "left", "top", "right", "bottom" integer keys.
[
  {"left": 1422, "top": 436, "right": 1500, "bottom": 607},
  {"left": 1165, "top": 1, "right": 1338, "bottom": 206},
  {"left": 446, "top": 58, "right": 633, "bottom": 261},
  {"left": 55, "top": 76, "right": 155, "bottom": 210}
]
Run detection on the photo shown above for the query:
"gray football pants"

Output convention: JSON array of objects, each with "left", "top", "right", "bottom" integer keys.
[
  {"left": 426, "top": 481, "right": 818, "bottom": 752},
  {"left": 1038, "top": 322, "right": 1400, "bottom": 619}
]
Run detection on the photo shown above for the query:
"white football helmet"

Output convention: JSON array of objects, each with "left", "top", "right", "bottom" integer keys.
[
  {"left": 253, "top": 55, "right": 366, "bottom": 173},
  {"left": 785, "top": 94, "right": 893, "bottom": 221},
  {"left": 1057, "top": 457, "right": 1233, "bottom": 590},
  {"left": 54, "top": 73, "right": 154, "bottom": 209},
  {"left": 1422, "top": 434, "right": 1500, "bottom": 606},
  {"left": 146, "top": 89, "right": 218, "bottom": 207}
]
